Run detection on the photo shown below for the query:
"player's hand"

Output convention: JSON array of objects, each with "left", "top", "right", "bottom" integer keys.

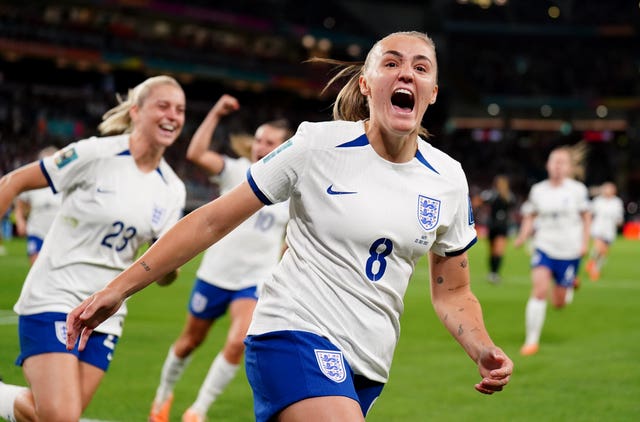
[
  {"left": 513, "top": 236, "right": 525, "bottom": 248},
  {"left": 211, "top": 94, "right": 240, "bottom": 118},
  {"left": 474, "top": 347, "right": 513, "bottom": 395},
  {"left": 66, "top": 288, "right": 124, "bottom": 351}
]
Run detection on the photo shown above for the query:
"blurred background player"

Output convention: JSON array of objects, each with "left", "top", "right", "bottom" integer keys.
[
  {"left": 149, "top": 94, "right": 291, "bottom": 422},
  {"left": 0, "top": 75, "right": 186, "bottom": 422},
  {"left": 13, "top": 146, "right": 62, "bottom": 265},
  {"left": 480, "top": 174, "right": 516, "bottom": 284},
  {"left": 514, "top": 146, "right": 591, "bottom": 356},
  {"left": 586, "top": 182, "right": 624, "bottom": 281}
]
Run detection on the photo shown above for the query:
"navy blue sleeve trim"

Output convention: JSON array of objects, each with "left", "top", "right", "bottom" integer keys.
[
  {"left": 39, "top": 160, "right": 57, "bottom": 194},
  {"left": 246, "top": 168, "right": 273, "bottom": 205},
  {"left": 444, "top": 237, "right": 477, "bottom": 257}
]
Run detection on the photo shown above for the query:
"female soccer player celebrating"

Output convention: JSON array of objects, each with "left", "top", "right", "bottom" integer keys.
[
  {"left": 66, "top": 32, "right": 512, "bottom": 421},
  {"left": 0, "top": 75, "right": 186, "bottom": 422}
]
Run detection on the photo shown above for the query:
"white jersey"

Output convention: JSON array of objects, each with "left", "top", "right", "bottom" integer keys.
[
  {"left": 14, "top": 134, "right": 186, "bottom": 336},
  {"left": 246, "top": 120, "right": 477, "bottom": 383},
  {"left": 17, "top": 187, "right": 62, "bottom": 238},
  {"left": 196, "top": 156, "right": 289, "bottom": 290},
  {"left": 521, "top": 178, "right": 589, "bottom": 259},
  {"left": 590, "top": 195, "right": 624, "bottom": 243}
]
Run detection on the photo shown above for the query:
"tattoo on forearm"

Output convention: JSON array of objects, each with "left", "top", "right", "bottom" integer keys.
[
  {"left": 140, "top": 261, "right": 151, "bottom": 272},
  {"left": 448, "top": 282, "right": 469, "bottom": 292},
  {"left": 436, "top": 276, "right": 444, "bottom": 284},
  {"left": 457, "top": 324, "right": 464, "bottom": 336}
]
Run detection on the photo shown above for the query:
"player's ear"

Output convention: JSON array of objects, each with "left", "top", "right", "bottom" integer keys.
[
  {"left": 359, "top": 75, "right": 370, "bottom": 96},
  {"left": 128, "top": 104, "right": 139, "bottom": 122}
]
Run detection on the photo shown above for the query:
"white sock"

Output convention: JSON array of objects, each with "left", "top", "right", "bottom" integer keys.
[
  {"left": 0, "top": 381, "right": 28, "bottom": 422},
  {"left": 524, "top": 297, "right": 547, "bottom": 345},
  {"left": 190, "top": 353, "right": 240, "bottom": 416},
  {"left": 154, "top": 345, "right": 191, "bottom": 404},
  {"left": 565, "top": 287, "right": 574, "bottom": 305}
]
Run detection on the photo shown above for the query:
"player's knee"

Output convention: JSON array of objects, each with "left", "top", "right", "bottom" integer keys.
[
  {"left": 35, "top": 400, "right": 81, "bottom": 422},
  {"left": 224, "top": 338, "right": 246, "bottom": 361}
]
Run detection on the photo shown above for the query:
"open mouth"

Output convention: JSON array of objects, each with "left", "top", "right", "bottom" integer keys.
[
  {"left": 159, "top": 123, "right": 176, "bottom": 134},
  {"left": 391, "top": 89, "right": 414, "bottom": 112}
]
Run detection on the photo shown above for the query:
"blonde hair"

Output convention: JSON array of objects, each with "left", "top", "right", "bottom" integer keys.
[
  {"left": 309, "top": 31, "right": 437, "bottom": 138},
  {"left": 568, "top": 141, "right": 588, "bottom": 181},
  {"left": 98, "top": 75, "right": 182, "bottom": 135}
]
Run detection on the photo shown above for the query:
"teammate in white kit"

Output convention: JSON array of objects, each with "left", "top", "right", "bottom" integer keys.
[
  {"left": 66, "top": 32, "right": 513, "bottom": 422},
  {"left": 585, "top": 182, "right": 624, "bottom": 281},
  {"left": 149, "top": 94, "right": 291, "bottom": 422},
  {"left": 0, "top": 75, "right": 186, "bottom": 422},
  {"left": 514, "top": 146, "right": 591, "bottom": 356},
  {"left": 14, "top": 146, "right": 62, "bottom": 265}
]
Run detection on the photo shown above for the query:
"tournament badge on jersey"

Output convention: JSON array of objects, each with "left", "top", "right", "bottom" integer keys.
[
  {"left": 417, "top": 195, "right": 441, "bottom": 231},
  {"left": 314, "top": 349, "right": 347, "bottom": 383},
  {"left": 54, "top": 147, "right": 78, "bottom": 169}
]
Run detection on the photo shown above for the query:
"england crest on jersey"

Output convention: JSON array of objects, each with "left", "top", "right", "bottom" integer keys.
[
  {"left": 418, "top": 195, "right": 441, "bottom": 231},
  {"left": 314, "top": 349, "right": 347, "bottom": 383}
]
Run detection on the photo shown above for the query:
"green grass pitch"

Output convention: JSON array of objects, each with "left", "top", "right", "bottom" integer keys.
[{"left": 1, "top": 236, "right": 639, "bottom": 421}]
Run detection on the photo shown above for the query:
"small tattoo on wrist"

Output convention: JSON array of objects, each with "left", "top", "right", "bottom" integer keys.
[{"left": 140, "top": 261, "right": 151, "bottom": 272}]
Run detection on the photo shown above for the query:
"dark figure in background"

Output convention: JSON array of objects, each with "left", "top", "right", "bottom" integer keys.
[{"left": 481, "top": 175, "right": 516, "bottom": 284}]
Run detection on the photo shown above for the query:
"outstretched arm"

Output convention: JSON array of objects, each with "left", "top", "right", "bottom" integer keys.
[
  {"left": 66, "top": 181, "right": 264, "bottom": 351},
  {"left": 0, "top": 162, "right": 48, "bottom": 217},
  {"left": 513, "top": 213, "right": 535, "bottom": 248},
  {"left": 429, "top": 252, "right": 513, "bottom": 394},
  {"left": 186, "top": 94, "right": 240, "bottom": 175}
]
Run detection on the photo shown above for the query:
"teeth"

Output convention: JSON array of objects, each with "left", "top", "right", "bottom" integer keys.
[
  {"left": 394, "top": 88, "right": 413, "bottom": 96},
  {"left": 160, "top": 124, "right": 175, "bottom": 131}
]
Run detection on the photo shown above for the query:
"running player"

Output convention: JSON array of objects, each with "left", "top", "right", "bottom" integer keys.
[
  {"left": 0, "top": 75, "right": 186, "bottom": 422},
  {"left": 514, "top": 146, "right": 591, "bottom": 356},
  {"left": 14, "top": 146, "right": 62, "bottom": 265},
  {"left": 585, "top": 182, "right": 624, "bottom": 281},
  {"left": 149, "top": 95, "right": 291, "bottom": 422},
  {"left": 66, "top": 32, "right": 513, "bottom": 422}
]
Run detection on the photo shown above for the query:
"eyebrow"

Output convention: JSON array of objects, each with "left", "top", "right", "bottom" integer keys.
[{"left": 382, "top": 49, "right": 432, "bottom": 64}]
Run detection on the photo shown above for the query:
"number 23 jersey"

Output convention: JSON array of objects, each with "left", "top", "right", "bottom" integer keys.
[
  {"left": 246, "top": 120, "right": 476, "bottom": 383},
  {"left": 14, "top": 134, "right": 186, "bottom": 336}
]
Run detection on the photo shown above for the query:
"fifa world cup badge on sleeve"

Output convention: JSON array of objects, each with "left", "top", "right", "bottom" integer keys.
[{"left": 54, "top": 147, "right": 79, "bottom": 169}]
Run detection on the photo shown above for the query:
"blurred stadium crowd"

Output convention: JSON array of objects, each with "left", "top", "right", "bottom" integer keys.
[{"left": 1, "top": 0, "right": 639, "bottom": 222}]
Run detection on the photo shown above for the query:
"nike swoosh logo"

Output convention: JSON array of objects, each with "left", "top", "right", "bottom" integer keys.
[
  {"left": 326, "top": 184, "right": 357, "bottom": 195},
  {"left": 96, "top": 187, "right": 115, "bottom": 194}
]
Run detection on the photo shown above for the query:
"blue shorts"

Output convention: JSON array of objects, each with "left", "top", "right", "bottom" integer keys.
[
  {"left": 531, "top": 249, "right": 581, "bottom": 288},
  {"left": 16, "top": 312, "right": 118, "bottom": 371},
  {"left": 245, "top": 330, "right": 384, "bottom": 422},
  {"left": 26, "top": 235, "right": 44, "bottom": 257},
  {"left": 188, "top": 278, "right": 258, "bottom": 320}
]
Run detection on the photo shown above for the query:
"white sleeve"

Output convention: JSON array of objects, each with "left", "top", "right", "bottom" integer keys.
[
  {"left": 247, "top": 122, "right": 311, "bottom": 204},
  {"left": 431, "top": 167, "right": 478, "bottom": 257},
  {"left": 40, "top": 138, "right": 98, "bottom": 194}
]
